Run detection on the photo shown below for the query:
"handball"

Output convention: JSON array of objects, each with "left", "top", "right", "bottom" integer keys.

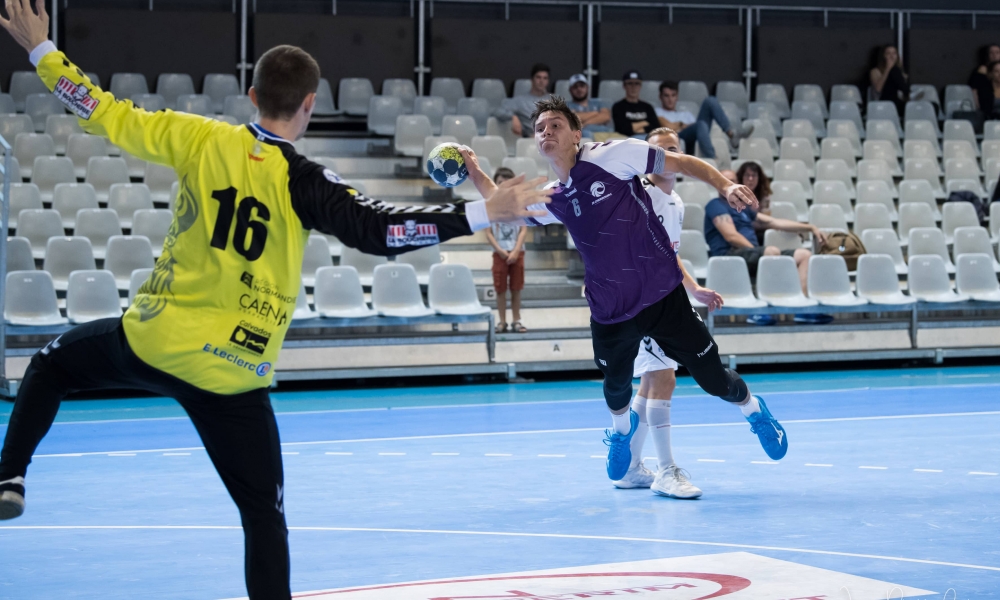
[{"left": 426, "top": 143, "right": 468, "bottom": 188}]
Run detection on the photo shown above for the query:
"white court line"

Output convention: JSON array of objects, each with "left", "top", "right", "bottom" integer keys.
[
  {"left": 1, "top": 525, "right": 997, "bottom": 572},
  {"left": 969, "top": 471, "right": 998, "bottom": 476},
  {"left": 162, "top": 453, "right": 190, "bottom": 456},
  {"left": 805, "top": 463, "right": 833, "bottom": 467},
  {"left": 27, "top": 410, "right": 1000, "bottom": 459},
  {"left": 13, "top": 381, "right": 1000, "bottom": 427},
  {"left": 697, "top": 459, "right": 725, "bottom": 463},
  {"left": 431, "top": 453, "right": 459, "bottom": 456},
  {"left": 914, "top": 469, "right": 943, "bottom": 473},
  {"left": 860, "top": 466, "right": 888, "bottom": 470}
]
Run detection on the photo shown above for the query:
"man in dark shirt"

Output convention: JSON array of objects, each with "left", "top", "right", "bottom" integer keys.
[
  {"left": 612, "top": 70, "right": 658, "bottom": 138},
  {"left": 704, "top": 169, "right": 829, "bottom": 325}
]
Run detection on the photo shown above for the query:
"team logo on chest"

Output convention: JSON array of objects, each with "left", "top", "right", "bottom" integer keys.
[{"left": 589, "top": 181, "right": 612, "bottom": 205}]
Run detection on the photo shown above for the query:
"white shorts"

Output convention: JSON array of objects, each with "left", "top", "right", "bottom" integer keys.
[{"left": 633, "top": 337, "right": 678, "bottom": 378}]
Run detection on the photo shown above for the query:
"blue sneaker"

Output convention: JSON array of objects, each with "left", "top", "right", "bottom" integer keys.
[
  {"left": 746, "top": 314, "right": 775, "bottom": 326},
  {"left": 604, "top": 410, "right": 639, "bottom": 481},
  {"left": 745, "top": 396, "right": 788, "bottom": 460},
  {"left": 794, "top": 313, "right": 834, "bottom": 325}
]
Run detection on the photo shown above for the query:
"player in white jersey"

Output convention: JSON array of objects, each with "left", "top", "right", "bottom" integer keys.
[{"left": 612, "top": 128, "right": 724, "bottom": 498}]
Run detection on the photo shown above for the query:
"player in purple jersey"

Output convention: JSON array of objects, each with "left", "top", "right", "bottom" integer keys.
[{"left": 459, "top": 97, "right": 788, "bottom": 480}]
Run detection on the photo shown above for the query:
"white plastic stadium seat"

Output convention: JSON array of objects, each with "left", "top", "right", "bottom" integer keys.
[
  {"left": 716, "top": 81, "right": 748, "bottom": 119},
  {"left": 781, "top": 120, "right": 820, "bottom": 156},
  {"left": 756, "top": 256, "right": 817, "bottom": 308},
  {"left": 7, "top": 237, "right": 34, "bottom": 273},
  {"left": 371, "top": 263, "right": 434, "bottom": 317},
  {"left": 762, "top": 229, "right": 801, "bottom": 251},
  {"left": 807, "top": 255, "right": 866, "bottom": 305},
  {"left": 471, "top": 136, "right": 508, "bottom": 173},
  {"left": 339, "top": 247, "right": 388, "bottom": 287},
  {"left": 755, "top": 83, "right": 790, "bottom": 119},
  {"left": 456, "top": 97, "right": 491, "bottom": 135},
  {"left": 944, "top": 140, "right": 982, "bottom": 166},
  {"left": 0, "top": 93, "right": 15, "bottom": 114},
  {"left": 773, "top": 160, "right": 813, "bottom": 199},
  {"left": 43, "top": 236, "right": 97, "bottom": 291},
  {"left": 867, "top": 101, "right": 902, "bottom": 136},
  {"left": 682, "top": 204, "right": 704, "bottom": 232},
  {"left": 14, "top": 133, "right": 55, "bottom": 180},
  {"left": 52, "top": 182, "right": 99, "bottom": 228},
  {"left": 66, "top": 134, "right": 109, "bottom": 179},
  {"left": 66, "top": 270, "right": 123, "bottom": 323},
  {"left": 0, "top": 115, "right": 34, "bottom": 151},
  {"left": 863, "top": 140, "right": 902, "bottom": 176},
  {"left": 382, "top": 78, "right": 417, "bottom": 112},
  {"left": 203, "top": 74, "right": 241, "bottom": 114},
  {"left": 144, "top": 163, "right": 178, "bottom": 204},
  {"left": 338, "top": 78, "right": 375, "bottom": 116},
  {"left": 768, "top": 202, "right": 798, "bottom": 223},
  {"left": 32, "top": 157, "right": 77, "bottom": 205},
  {"left": 74, "top": 208, "right": 122, "bottom": 259},
  {"left": 952, "top": 227, "right": 1000, "bottom": 271},
  {"left": 105, "top": 235, "right": 156, "bottom": 289},
  {"left": 829, "top": 102, "right": 864, "bottom": 136},
  {"left": 674, "top": 181, "right": 715, "bottom": 208},
  {"left": 897, "top": 203, "right": 936, "bottom": 245},
  {"left": 941, "top": 203, "right": 980, "bottom": 245},
  {"left": 813, "top": 180, "right": 854, "bottom": 221},
  {"left": 855, "top": 180, "right": 897, "bottom": 220},
  {"left": 855, "top": 254, "right": 914, "bottom": 305},
  {"left": 826, "top": 119, "right": 863, "bottom": 156},
  {"left": 471, "top": 78, "right": 507, "bottom": 112},
  {"left": 313, "top": 78, "right": 339, "bottom": 116},
  {"left": 908, "top": 227, "right": 954, "bottom": 273},
  {"left": 175, "top": 94, "right": 212, "bottom": 116},
  {"left": 428, "top": 263, "right": 490, "bottom": 316},
  {"left": 313, "top": 266, "right": 376, "bottom": 318},
  {"left": 4, "top": 271, "right": 67, "bottom": 325},
  {"left": 678, "top": 81, "right": 708, "bottom": 106},
  {"left": 908, "top": 255, "right": 967, "bottom": 303},
  {"left": 223, "top": 95, "right": 256, "bottom": 125},
  {"left": 85, "top": 157, "right": 130, "bottom": 203},
  {"left": 9, "top": 71, "right": 48, "bottom": 112},
  {"left": 992, "top": 203, "right": 1000, "bottom": 243},
  {"left": 905, "top": 101, "right": 939, "bottom": 132},
  {"left": 156, "top": 73, "right": 195, "bottom": 110},
  {"left": 793, "top": 84, "right": 827, "bottom": 117},
  {"left": 301, "top": 235, "right": 334, "bottom": 288},
  {"left": 853, "top": 203, "right": 892, "bottom": 237},
  {"left": 790, "top": 101, "right": 825, "bottom": 137},
  {"left": 25, "top": 93, "right": 65, "bottom": 132},
  {"left": 943, "top": 120, "right": 979, "bottom": 156},
  {"left": 736, "top": 138, "right": 774, "bottom": 177},
  {"left": 110, "top": 73, "right": 149, "bottom": 100},
  {"left": 769, "top": 180, "right": 809, "bottom": 221},
  {"left": 678, "top": 231, "right": 709, "bottom": 280},
  {"left": 815, "top": 159, "right": 856, "bottom": 198},
  {"left": 367, "top": 96, "right": 404, "bottom": 136},
  {"left": 956, "top": 254, "right": 1000, "bottom": 301},
  {"left": 128, "top": 267, "right": 154, "bottom": 305},
  {"left": 904, "top": 123, "right": 941, "bottom": 157},
  {"left": 396, "top": 245, "right": 442, "bottom": 285},
  {"left": 394, "top": 115, "right": 433, "bottom": 158},
  {"left": 501, "top": 157, "right": 538, "bottom": 179},
  {"left": 898, "top": 180, "right": 941, "bottom": 220},
  {"left": 16, "top": 209, "right": 63, "bottom": 259},
  {"left": 705, "top": 256, "right": 766, "bottom": 308},
  {"left": 293, "top": 281, "right": 318, "bottom": 321},
  {"left": 808, "top": 204, "right": 849, "bottom": 233},
  {"left": 441, "top": 116, "right": 477, "bottom": 147},
  {"left": 414, "top": 96, "right": 447, "bottom": 135},
  {"left": 820, "top": 138, "right": 857, "bottom": 176},
  {"left": 8, "top": 184, "right": 42, "bottom": 228},
  {"left": 861, "top": 228, "right": 907, "bottom": 275},
  {"left": 866, "top": 120, "right": 902, "bottom": 157},
  {"left": 108, "top": 183, "right": 153, "bottom": 228},
  {"left": 131, "top": 209, "right": 173, "bottom": 258},
  {"left": 904, "top": 158, "right": 945, "bottom": 199},
  {"left": 831, "top": 84, "right": 864, "bottom": 105},
  {"left": 429, "top": 78, "right": 466, "bottom": 114},
  {"left": 748, "top": 103, "right": 782, "bottom": 133},
  {"left": 44, "top": 114, "right": 84, "bottom": 155},
  {"left": 131, "top": 93, "right": 166, "bottom": 112}
]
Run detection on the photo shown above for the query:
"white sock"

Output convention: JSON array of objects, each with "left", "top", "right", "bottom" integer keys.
[
  {"left": 628, "top": 395, "right": 648, "bottom": 469},
  {"left": 611, "top": 410, "right": 632, "bottom": 435},
  {"left": 739, "top": 395, "right": 760, "bottom": 417},
  {"left": 646, "top": 399, "right": 674, "bottom": 470}
]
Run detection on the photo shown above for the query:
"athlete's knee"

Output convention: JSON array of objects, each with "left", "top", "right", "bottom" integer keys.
[
  {"left": 647, "top": 370, "right": 676, "bottom": 400},
  {"left": 719, "top": 368, "right": 749, "bottom": 403}
]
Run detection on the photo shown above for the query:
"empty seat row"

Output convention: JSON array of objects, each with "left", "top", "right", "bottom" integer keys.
[
  {"left": 12, "top": 204, "right": 170, "bottom": 258},
  {"left": 1, "top": 155, "right": 176, "bottom": 204},
  {"left": 9, "top": 182, "right": 168, "bottom": 227}
]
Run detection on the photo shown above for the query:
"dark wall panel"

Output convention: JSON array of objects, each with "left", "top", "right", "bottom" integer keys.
[
  {"left": 64, "top": 10, "right": 237, "bottom": 91},
  {"left": 254, "top": 15, "right": 414, "bottom": 93},
  {"left": 908, "top": 30, "right": 999, "bottom": 90},
  {"left": 430, "top": 19, "right": 584, "bottom": 93},
  {"left": 0, "top": 32, "right": 32, "bottom": 92},
  {"left": 599, "top": 24, "right": 743, "bottom": 90},
  {"left": 756, "top": 27, "right": 894, "bottom": 95}
]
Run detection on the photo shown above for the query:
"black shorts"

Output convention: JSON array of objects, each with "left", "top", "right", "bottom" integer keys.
[{"left": 727, "top": 246, "right": 798, "bottom": 277}]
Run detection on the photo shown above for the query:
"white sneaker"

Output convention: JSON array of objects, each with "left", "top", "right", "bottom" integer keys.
[
  {"left": 612, "top": 462, "right": 655, "bottom": 489},
  {"left": 651, "top": 465, "right": 702, "bottom": 499}
]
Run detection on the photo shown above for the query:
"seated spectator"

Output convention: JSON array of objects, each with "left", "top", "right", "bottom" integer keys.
[
  {"left": 496, "top": 63, "right": 551, "bottom": 138},
  {"left": 985, "top": 60, "right": 1000, "bottom": 120},
  {"left": 969, "top": 44, "right": 1000, "bottom": 117},
  {"left": 705, "top": 169, "right": 830, "bottom": 325},
  {"left": 656, "top": 81, "right": 752, "bottom": 159},
  {"left": 737, "top": 162, "right": 772, "bottom": 242},
  {"left": 869, "top": 44, "right": 909, "bottom": 114},
  {"left": 565, "top": 74, "right": 612, "bottom": 139},
  {"left": 485, "top": 167, "right": 528, "bottom": 333},
  {"left": 612, "top": 70, "right": 658, "bottom": 138}
]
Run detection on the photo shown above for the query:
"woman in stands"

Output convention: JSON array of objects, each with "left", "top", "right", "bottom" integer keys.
[
  {"left": 969, "top": 44, "right": 1000, "bottom": 118},
  {"left": 870, "top": 44, "right": 910, "bottom": 114},
  {"left": 737, "top": 161, "right": 773, "bottom": 243}
]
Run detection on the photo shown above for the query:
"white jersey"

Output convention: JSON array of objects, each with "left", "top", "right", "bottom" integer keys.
[{"left": 634, "top": 179, "right": 685, "bottom": 376}]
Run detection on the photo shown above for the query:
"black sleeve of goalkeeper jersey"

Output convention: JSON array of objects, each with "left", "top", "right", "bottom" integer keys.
[{"left": 284, "top": 149, "right": 474, "bottom": 257}]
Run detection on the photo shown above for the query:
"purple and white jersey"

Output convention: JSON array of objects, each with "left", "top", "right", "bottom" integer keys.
[{"left": 526, "top": 139, "right": 683, "bottom": 324}]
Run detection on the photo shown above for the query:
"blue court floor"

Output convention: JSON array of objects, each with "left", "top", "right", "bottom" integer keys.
[{"left": 0, "top": 366, "right": 998, "bottom": 598}]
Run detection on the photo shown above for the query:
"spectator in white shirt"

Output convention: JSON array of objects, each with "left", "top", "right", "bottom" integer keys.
[{"left": 656, "top": 81, "right": 751, "bottom": 159}]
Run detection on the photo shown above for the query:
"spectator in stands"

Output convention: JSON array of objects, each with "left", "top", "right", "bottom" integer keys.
[
  {"left": 565, "top": 74, "right": 612, "bottom": 138},
  {"left": 737, "top": 162, "right": 772, "bottom": 243},
  {"left": 969, "top": 44, "right": 1000, "bottom": 117},
  {"left": 612, "top": 70, "right": 658, "bottom": 138},
  {"left": 869, "top": 44, "right": 910, "bottom": 114},
  {"left": 485, "top": 167, "right": 529, "bottom": 334},
  {"left": 655, "top": 81, "right": 752, "bottom": 159},
  {"left": 982, "top": 60, "right": 1000, "bottom": 120},
  {"left": 705, "top": 169, "right": 829, "bottom": 325},
  {"left": 497, "top": 63, "right": 551, "bottom": 138}
]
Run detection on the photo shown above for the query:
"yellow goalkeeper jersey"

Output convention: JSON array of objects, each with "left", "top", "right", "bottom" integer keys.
[{"left": 35, "top": 50, "right": 479, "bottom": 394}]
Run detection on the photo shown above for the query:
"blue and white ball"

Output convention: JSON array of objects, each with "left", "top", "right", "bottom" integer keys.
[{"left": 426, "top": 143, "right": 468, "bottom": 188}]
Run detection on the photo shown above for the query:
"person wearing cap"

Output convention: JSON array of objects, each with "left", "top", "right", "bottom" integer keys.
[
  {"left": 611, "top": 71, "right": 658, "bottom": 139},
  {"left": 495, "top": 63, "right": 552, "bottom": 138},
  {"left": 656, "top": 81, "right": 753, "bottom": 159},
  {"left": 565, "top": 74, "right": 612, "bottom": 139}
]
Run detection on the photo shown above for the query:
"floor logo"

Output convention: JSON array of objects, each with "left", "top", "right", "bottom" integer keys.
[{"left": 269, "top": 553, "right": 934, "bottom": 599}]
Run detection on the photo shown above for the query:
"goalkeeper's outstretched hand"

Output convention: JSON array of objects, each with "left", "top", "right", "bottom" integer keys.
[{"left": 0, "top": 0, "right": 50, "bottom": 53}]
